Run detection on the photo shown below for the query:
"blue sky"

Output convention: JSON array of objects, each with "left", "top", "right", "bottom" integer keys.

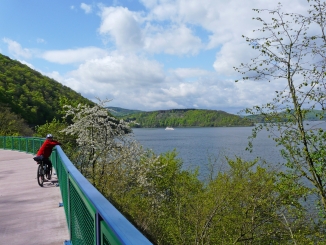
[{"left": 0, "top": 0, "right": 310, "bottom": 114}]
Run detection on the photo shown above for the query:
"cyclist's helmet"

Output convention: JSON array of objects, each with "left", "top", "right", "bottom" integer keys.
[{"left": 46, "top": 134, "right": 53, "bottom": 139}]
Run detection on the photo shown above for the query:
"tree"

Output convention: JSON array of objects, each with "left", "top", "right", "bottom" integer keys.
[
  {"left": 0, "top": 105, "right": 33, "bottom": 136},
  {"left": 61, "top": 99, "right": 132, "bottom": 186},
  {"left": 235, "top": 0, "right": 326, "bottom": 213}
]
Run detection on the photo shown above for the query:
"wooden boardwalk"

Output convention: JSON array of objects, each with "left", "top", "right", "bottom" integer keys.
[{"left": 0, "top": 149, "right": 69, "bottom": 245}]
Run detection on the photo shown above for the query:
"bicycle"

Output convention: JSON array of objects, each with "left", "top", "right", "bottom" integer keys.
[{"left": 33, "top": 156, "right": 52, "bottom": 187}]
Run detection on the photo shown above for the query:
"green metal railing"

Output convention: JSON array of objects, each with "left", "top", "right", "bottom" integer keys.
[{"left": 0, "top": 136, "right": 152, "bottom": 245}]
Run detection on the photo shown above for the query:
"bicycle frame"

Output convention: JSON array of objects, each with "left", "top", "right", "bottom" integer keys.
[{"left": 35, "top": 159, "right": 52, "bottom": 187}]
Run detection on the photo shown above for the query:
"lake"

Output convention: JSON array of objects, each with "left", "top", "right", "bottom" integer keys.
[
  {"left": 132, "top": 126, "right": 282, "bottom": 176},
  {"left": 132, "top": 121, "right": 326, "bottom": 178}
]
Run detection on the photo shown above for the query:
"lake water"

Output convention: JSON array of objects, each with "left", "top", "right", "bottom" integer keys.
[
  {"left": 132, "top": 121, "right": 326, "bottom": 178},
  {"left": 132, "top": 126, "right": 282, "bottom": 176}
]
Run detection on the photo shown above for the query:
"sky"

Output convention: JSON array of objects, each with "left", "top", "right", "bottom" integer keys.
[{"left": 0, "top": 0, "right": 311, "bottom": 114}]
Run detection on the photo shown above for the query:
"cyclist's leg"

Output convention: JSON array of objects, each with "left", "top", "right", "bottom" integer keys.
[
  {"left": 44, "top": 158, "right": 52, "bottom": 179},
  {"left": 43, "top": 158, "right": 50, "bottom": 171}
]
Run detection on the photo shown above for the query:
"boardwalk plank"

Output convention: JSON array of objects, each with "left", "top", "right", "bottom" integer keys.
[{"left": 0, "top": 149, "right": 69, "bottom": 245}]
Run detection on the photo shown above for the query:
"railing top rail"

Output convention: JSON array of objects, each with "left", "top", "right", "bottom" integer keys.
[{"left": 56, "top": 146, "right": 152, "bottom": 245}]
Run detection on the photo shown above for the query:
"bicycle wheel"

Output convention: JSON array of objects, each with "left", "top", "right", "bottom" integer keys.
[
  {"left": 46, "top": 166, "right": 52, "bottom": 180},
  {"left": 37, "top": 164, "right": 44, "bottom": 187}
]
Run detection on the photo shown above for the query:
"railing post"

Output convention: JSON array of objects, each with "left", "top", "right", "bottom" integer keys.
[
  {"left": 96, "top": 212, "right": 101, "bottom": 245},
  {"left": 67, "top": 172, "right": 72, "bottom": 242}
]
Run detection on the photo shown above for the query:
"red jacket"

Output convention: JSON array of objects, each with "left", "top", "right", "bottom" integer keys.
[{"left": 37, "top": 139, "right": 61, "bottom": 158}]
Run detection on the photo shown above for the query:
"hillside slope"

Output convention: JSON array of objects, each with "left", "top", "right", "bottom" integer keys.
[
  {"left": 0, "top": 53, "right": 94, "bottom": 126},
  {"left": 123, "top": 109, "right": 254, "bottom": 127},
  {"left": 244, "top": 110, "right": 326, "bottom": 122},
  {"left": 106, "top": 106, "right": 143, "bottom": 117}
]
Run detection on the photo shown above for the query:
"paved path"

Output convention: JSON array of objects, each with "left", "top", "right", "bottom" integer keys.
[{"left": 0, "top": 149, "right": 69, "bottom": 245}]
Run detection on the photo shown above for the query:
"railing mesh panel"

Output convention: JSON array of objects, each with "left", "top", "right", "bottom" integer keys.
[
  {"left": 70, "top": 179, "right": 95, "bottom": 245},
  {"left": 13, "top": 138, "right": 19, "bottom": 149},
  {"left": 101, "top": 220, "right": 122, "bottom": 245},
  {"left": 27, "top": 139, "right": 33, "bottom": 153},
  {"left": 103, "top": 234, "right": 112, "bottom": 245},
  {"left": 59, "top": 158, "right": 70, "bottom": 229},
  {"left": 19, "top": 138, "right": 27, "bottom": 151},
  {"left": 0, "top": 137, "right": 43, "bottom": 153}
]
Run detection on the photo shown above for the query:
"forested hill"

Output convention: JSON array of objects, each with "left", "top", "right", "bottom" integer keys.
[
  {"left": 245, "top": 110, "right": 326, "bottom": 122},
  {"left": 106, "top": 106, "right": 143, "bottom": 117},
  {"left": 122, "top": 109, "right": 254, "bottom": 127},
  {"left": 0, "top": 53, "right": 94, "bottom": 126}
]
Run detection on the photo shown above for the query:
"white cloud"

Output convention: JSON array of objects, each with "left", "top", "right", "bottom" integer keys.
[
  {"left": 81, "top": 3, "right": 92, "bottom": 14},
  {"left": 67, "top": 53, "right": 164, "bottom": 87},
  {"left": 157, "top": 77, "right": 282, "bottom": 113},
  {"left": 161, "top": 82, "right": 198, "bottom": 97},
  {"left": 97, "top": 5, "right": 202, "bottom": 55},
  {"left": 210, "top": 0, "right": 310, "bottom": 78},
  {"left": 213, "top": 41, "right": 258, "bottom": 77},
  {"left": 3, "top": 38, "right": 32, "bottom": 59},
  {"left": 88, "top": 0, "right": 311, "bottom": 112},
  {"left": 98, "top": 6, "right": 143, "bottom": 51},
  {"left": 97, "top": 0, "right": 308, "bottom": 59},
  {"left": 41, "top": 47, "right": 108, "bottom": 64},
  {"left": 137, "top": 0, "right": 311, "bottom": 75},
  {"left": 146, "top": 1, "right": 178, "bottom": 21},
  {"left": 172, "top": 68, "right": 211, "bottom": 79},
  {"left": 143, "top": 0, "right": 220, "bottom": 29},
  {"left": 56, "top": 53, "right": 165, "bottom": 106},
  {"left": 55, "top": 51, "right": 284, "bottom": 112},
  {"left": 144, "top": 24, "right": 202, "bottom": 55}
]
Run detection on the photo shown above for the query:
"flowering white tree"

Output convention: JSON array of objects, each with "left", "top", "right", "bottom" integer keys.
[
  {"left": 61, "top": 99, "right": 167, "bottom": 196},
  {"left": 61, "top": 99, "right": 132, "bottom": 184}
]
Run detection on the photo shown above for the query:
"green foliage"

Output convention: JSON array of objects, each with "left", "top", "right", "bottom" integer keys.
[
  {"left": 90, "top": 150, "right": 325, "bottom": 244},
  {"left": 235, "top": 0, "right": 326, "bottom": 213},
  {"left": 0, "top": 105, "right": 33, "bottom": 136},
  {"left": 123, "top": 109, "right": 253, "bottom": 128},
  {"left": 245, "top": 110, "right": 326, "bottom": 123},
  {"left": 106, "top": 106, "right": 143, "bottom": 117},
  {"left": 34, "top": 118, "right": 66, "bottom": 139},
  {"left": 0, "top": 53, "right": 94, "bottom": 126}
]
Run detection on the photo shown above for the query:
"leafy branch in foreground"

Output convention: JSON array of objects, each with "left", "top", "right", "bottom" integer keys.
[{"left": 235, "top": 0, "right": 326, "bottom": 212}]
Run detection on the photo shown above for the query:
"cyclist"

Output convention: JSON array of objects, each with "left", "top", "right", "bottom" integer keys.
[{"left": 35, "top": 134, "right": 61, "bottom": 179}]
